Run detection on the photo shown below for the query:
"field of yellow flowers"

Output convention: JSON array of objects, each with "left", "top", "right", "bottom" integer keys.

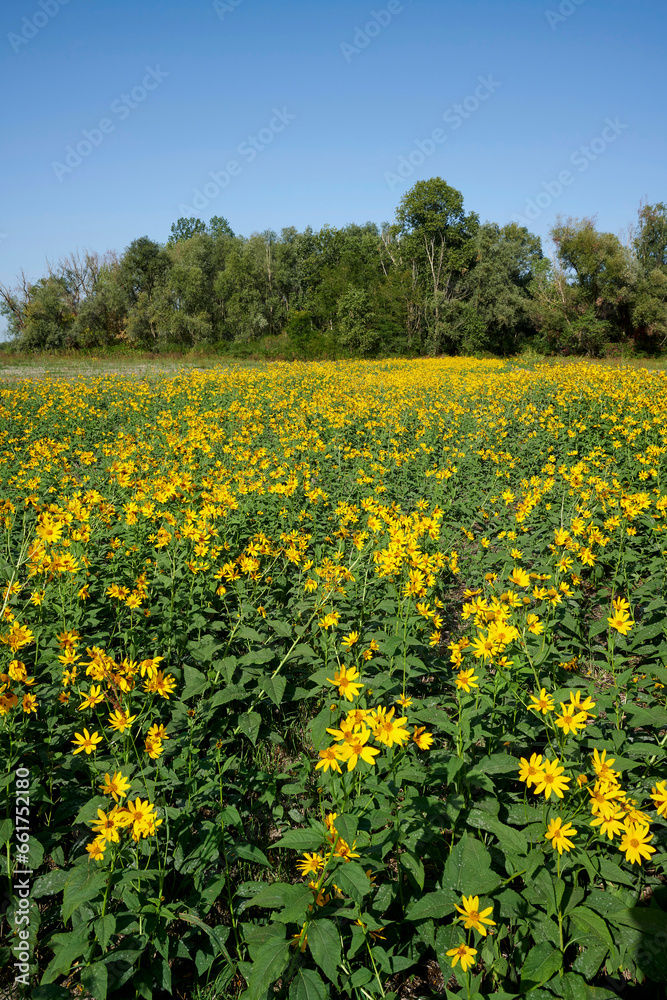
[{"left": 1, "top": 357, "right": 666, "bottom": 1000}]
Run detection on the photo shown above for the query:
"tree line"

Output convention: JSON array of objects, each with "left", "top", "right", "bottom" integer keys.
[{"left": 1, "top": 179, "right": 666, "bottom": 357}]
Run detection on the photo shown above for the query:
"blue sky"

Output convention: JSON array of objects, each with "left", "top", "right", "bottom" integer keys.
[{"left": 1, "top": 0, "right": 665, "bottom": 334}]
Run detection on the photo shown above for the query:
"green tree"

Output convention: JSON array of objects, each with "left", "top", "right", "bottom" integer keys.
[
  {"left": 208, "top": 215, "right": 235, "bottom": 240},
  {"left": 118, "top": 237, "right": 171, "bottom": 346},
  {"left": 631, "top": 202, "right": 667, "bottom": 349},
  {"left": 387, "top": 178, "right": 479, "bottom": 352},
  {"left": 168, "top": 218, "right": 207, "bottom": 244},
  {"left": 19, "top": 276, "right": 77, "bottom": 350},
  {"left": 336, "top": 288, "right": 378, "bottom": 354},
  {"left": 71, "top": 260, "right": 128, "bottom": 347},
  {"left": 462, "top": 222, "right": 543, "bottom": 354}
]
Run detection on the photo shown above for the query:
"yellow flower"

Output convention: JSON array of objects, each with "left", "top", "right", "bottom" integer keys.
[
  {"left": 337, "top": 728, "right": 380, "bottom": 771},
  {"left": 528, "top": 688, "right": 554, "bottom": 714},
  {"left": 315, "top": 745, "right": 344, "bottom": 773},
  {"left": 618, "top": 823, "right": 656, "bottom": 865},
  {"left": 99, "top": 771, "right": 131, "bottom": 802},
  {"left": 545, "top": 817, "right": 577, "bottom": 854},
  {"left": 446, "top": 943, "right": 477, "bottom": 972},
  {"left": 326, "top": 665, "right": 363, "bottom": 702},
  {"left": 607, "top": 611, "right": 634, "bottom": 635},
  {"left": 518, "top": 753, "right": 544, "bottom": 787},
  {"left": 85, "top": 838, "right": 106, "bottom": 861},
  {"left": 108, "top": 709, "right": 137, "bottom": 734},
  {"left": 296, "top": 852, "right": 324, "bottom": 876},
  {"left": 590, "top": 809, "right": 625, "bottom": 840},
  {"left": 554, "top": 704, "right": 588, "bottom": 736},
  {"left": 532, "top": 757, "right": 570, "bottom": 800},
  {"left": 569, "top": 691, "right": 596, "bottom": 718},
  {"left": 526, "top": 614, "right": 544, "bottom": 635},
  {"left": 454, "top": 895, "right": 496, "bottom": 936},
  {"left": 22, "top": 693, "right": 38, "bottom": 714},
  {"left": 145, "top": 735, "right": 164, "bottom": 759},
  {"left": 90, "top": 807, "right": 125, "bottom": 844},
  {"left": 509, "top": 567, "right": 530, "bottom": 588},
  {"left": 455, "top": 668, "right": 478, "bottom": 693},
  {"left": 650, "top": 780, "right": 667, "bottom": 818},
  {"left": 341, "top": 631, "right": 359, "bottom": 649},
  {"left": 369, "top": 706, "right": 410, "bottom": 747},
  {"left": 71, "top": 728, "right": 103, "bottom": 754},
  {"left": 412, "top": 726, "right": 433, "bottom": 750},
  {"left": 78, "top": 684, "right": 105, "bottom": 711}
]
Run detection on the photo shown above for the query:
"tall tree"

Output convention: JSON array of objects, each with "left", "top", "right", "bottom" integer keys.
[
  {"left": 168, "top": 218, "right": 207, "bottom": 244},
  {"left": 388, "top": 178, "right": 479, "bottom": 351}
]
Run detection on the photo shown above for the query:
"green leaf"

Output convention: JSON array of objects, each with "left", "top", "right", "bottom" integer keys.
[
  {"left": 401, "top": 850, "right": 425, "bottom": 890},
  {"left": 238, "top": 711, "right": 262, "bottom": 745},
  {"left": 62, "top": 868, "right": 106, "bottom": 925},
  {"left": 273, "top": 828, "right": 324, "bottom": 851},
  {"left": 240, "top": 646, "right": 274, "bottom": 665},
  {"left": 269, "top": 619, "right": 292, "bottom": 638},
  {"left": 630, "top": 621, "right": 664, "bottom": 646},
  {"left": 571, "top": 943, "right": 608, "bottom": 979},
  {"left": 520, "top": 941, "right": 562, "bottom": 990},
  {"left": 468, "top": 753, "right": 517, "bottom": 777},
  {"left": 332, "top": 814, "right": 358, "bottom": 847},
  {"left": 442, "top": 834, "right": 501, "bottom": 895},
  {"left": 41, "top": 929, "right": 91, "bottom": 984},
  {"left": 74, "top": 796, "right": 108, "bottom": 825},
  {"left": 181, "top": 665, "right": 209, "bottom": 699},
  {"left": 33, "top": 868, "right": 69, "bottom": 898},
  {"left": 81, "top": 962, "right": 108, "bottom": 1000},
  {"left": 407, "top": 888, "right": 457, "bottom": 921},
  {"left": 289, "top": 968, "right": 329, "bottom": 1000},
  {"left": 251, "top": 882, "right": 305, "bottom": 910},
  {"left": 569, "top": 906, "right": 615, "bottom": 949},
  {"left": 552, "top": 971, "right": 588, "bottom": 1000},
  {"left": 0, "top": 817, "right": 12, "bottom": 846},
  {"left": 598, "top": 857, "right": 636, "bottom": 887},
  {"left": 247, "top": 933, "right": 290, "bottom": 1000},
  {"left": 260, "top": 673, "right": 287, "bottom": 707},
  {"left": 307, "top": 918, "right": 340, "bottom": 986},
  {"left": 624, "top": 705, "right": 667, "bottom": 728},
  {"left": 588, "top": 619, "right": 609, "bottom": 640},
  {"left": 531, "top": 868, "right": 558, "bottom": 917},
  {"left": 209, "top": 684, "right": 247, "bottom": 707},
  {"left": 93, "top": 914, "right": 116, "bottom": 950},
  {"left": 234, "top": 844, "right": 270, "bottom": 866},
  {"left": 610, "top": 904, "right": 667, "bottom": 936},
  {"left": 332, "top": 861, "right": 371, "bottom": 903}
]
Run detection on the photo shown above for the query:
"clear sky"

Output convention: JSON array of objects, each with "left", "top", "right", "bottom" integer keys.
[{"left": 1, "top": 0, "right": 664, "bottom": 334}]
